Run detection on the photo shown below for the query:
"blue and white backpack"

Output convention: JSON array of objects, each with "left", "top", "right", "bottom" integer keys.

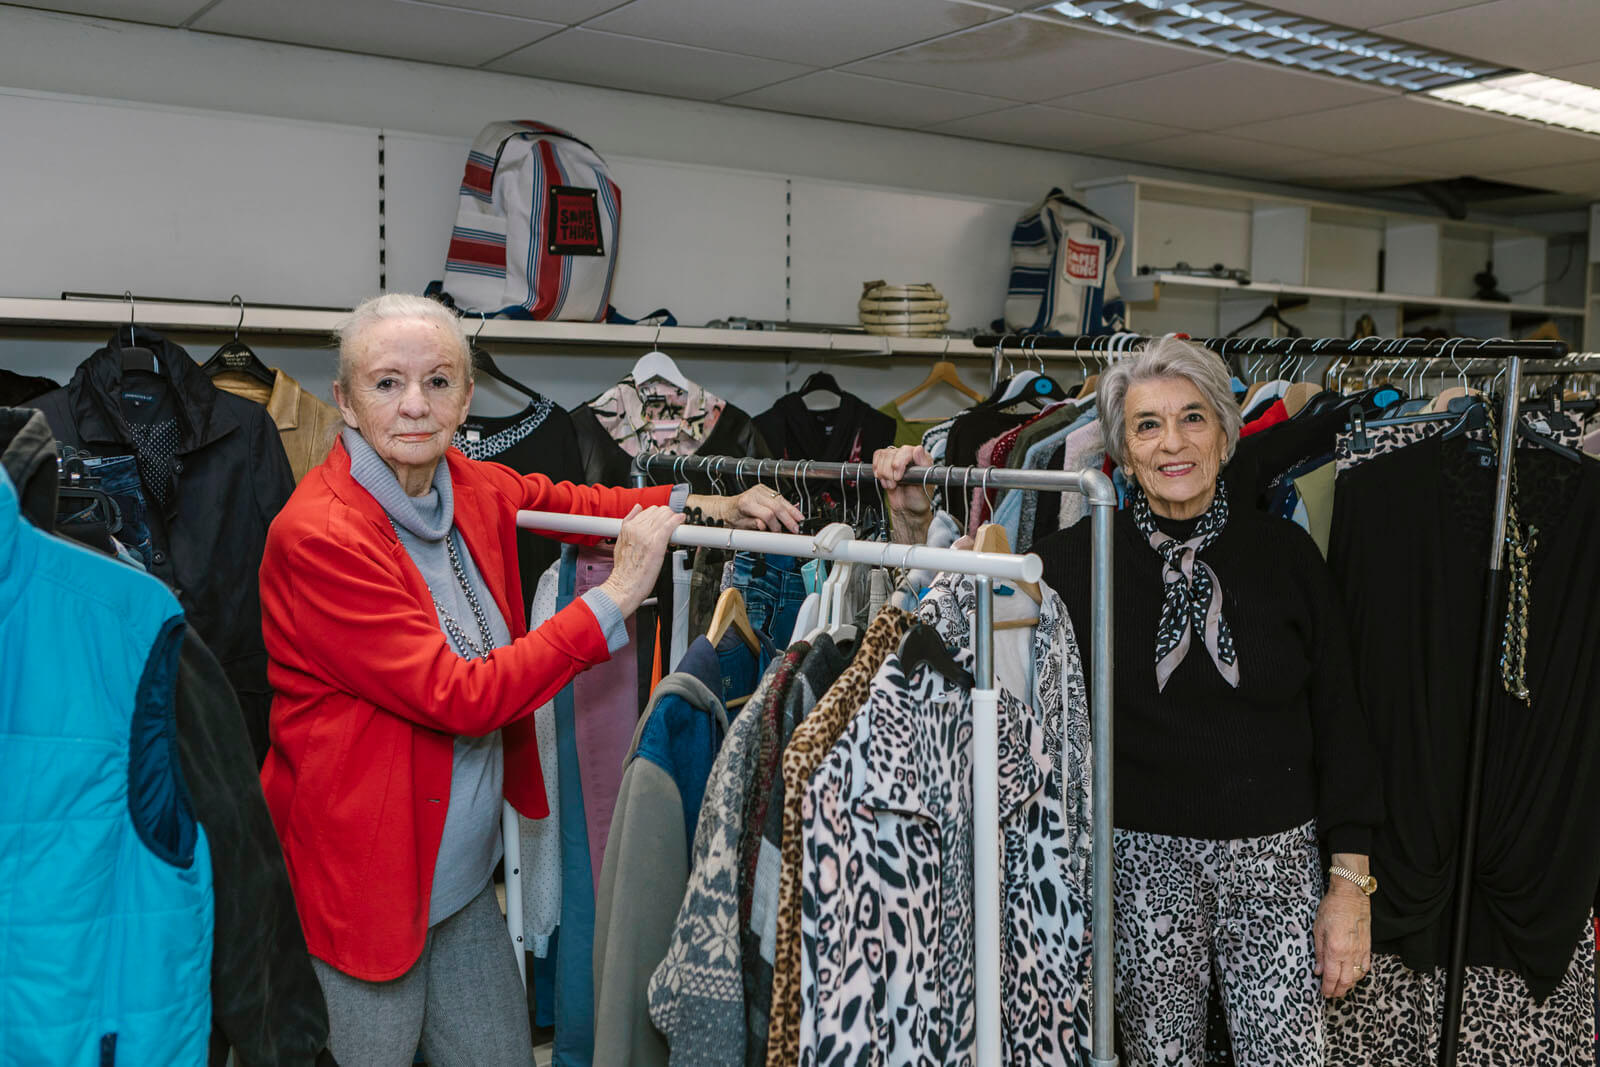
[
  {"left": 441, "top": 121, "right": 621, "bottom": 321},
  {"left": 1004, "top": 188, "right": 1125, "bottom": 335}
]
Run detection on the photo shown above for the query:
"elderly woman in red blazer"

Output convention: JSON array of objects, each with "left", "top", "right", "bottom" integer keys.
[{"left": 258, "top": 293, "right": 799, "bottom": 1067}]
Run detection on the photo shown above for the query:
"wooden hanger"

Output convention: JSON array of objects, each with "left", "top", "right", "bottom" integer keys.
[
  {"left": 709, "top": 586, "right": 763, "bottom": 708},
  {"left": 974, "top": 523, "right": 1041, "bottom": 622},
  {"left": 1281, "top": 381, "right": 1321, "bottom": 418},
  {"left": 892, "top": 359, "right": 983, "bottom": 423},
  {"left": 1427, "top": 385, "right": 1479, "bottom": 414},
  {"left": 709, "top": 587, "right": 760, "bottom": 654},
  {"left": 1077, "top": 372, "right": 1100, "bottom": 398}
]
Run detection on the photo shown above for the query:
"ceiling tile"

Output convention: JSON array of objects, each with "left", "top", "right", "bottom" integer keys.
[
  {"left": 1480, "top": 159, "right": 1600, "bottom": 197},
  {"left": 1259, "top": 0, "right": 1481, "bottom": 30},
  {"left": 926, "top": 104, "right": 1185, "bottom": 151},
  {"left": 1219, "top": 96, "right": 1513, "bottom": 155},
  {"left": 1389, "top": 125, "right": 1600, "bottom": 176},
  {"left": 407, "top": 0, "right": 629, "bottom": 23},
  {"left": 584, "top": 0, "right": 997, "bottom": 67},
  {"left": 845, "top": 16, "right": 1215, "bottom": 103},
  {"left": 1376, "top": 1, "right": 1600, "bottom": 72},
  {"left": 1101, "top": 132, "right": 1328, "bottom": 176},
  {"left": 1541, "top": 59, "right": 1600, "bottom": 91},
  {"left": 1, "top": 0, "right": 207, "bottom": 25},
  {"left": 726, "top": 71, "right": 1009, "bottom": 128},
  {"left": 488, "top": 28, "right": 811, "bottom": 100},
  {"left": 1051, "top": 59, "right": 1393, "bottom": 131},
  {"left": 193, "top": 0, "right": 561, "bottom": 65},
  {"left": 1262, "top": 155, "right": 1459, "bottom": 189}
]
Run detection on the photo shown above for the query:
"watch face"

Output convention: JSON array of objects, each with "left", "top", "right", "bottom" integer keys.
[{"left": 1365, "top": 875, "right": 1378, "bottom": 895}]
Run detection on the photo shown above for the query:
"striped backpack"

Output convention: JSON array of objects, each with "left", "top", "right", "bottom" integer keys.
[
  {"left": 1004, "top": 188, "right": 1125, "bottom": 335},
  {"left": 441, "top": 121, "right": 621, "bottom": 320}
]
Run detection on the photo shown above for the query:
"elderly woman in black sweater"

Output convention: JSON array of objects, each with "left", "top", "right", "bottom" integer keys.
[{"left": 874, "top": 336, "right": 1382, "bottom": 1066}]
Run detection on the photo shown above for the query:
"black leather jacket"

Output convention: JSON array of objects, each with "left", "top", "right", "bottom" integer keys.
[{"left": 30, "top": 329, "right": 295, "bottom": 763}]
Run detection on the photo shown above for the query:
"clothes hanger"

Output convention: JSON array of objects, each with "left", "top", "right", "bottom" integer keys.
[
  {"left": 467, "top": 313, "right": 541, "bottom": 401},
  {"left": 708, "top": 586, "right": 761, "bottom": 655},
  {"left": 118, "top": 291, "right": 160, "bottom": 375},
  {"left": 794, "top": 370, "right": 843, "bottom": 411},
  {"left": 201, "top": 295, "right": 275, "bottom": 387},
  {"left": 892, "top": 340, "right": 984, "bottom": 423},
  {"left": 974, "top": 522, "right": 1042, "bottom": 616},
  {"left": 630, "top": 324, "right": 693, "bottom": 392},
  {"left": 1225, "top": 302, "right": 1304, "bottom": 340},
  {"left": 897, "top": 622, "right": 975, "bottom": 689}
]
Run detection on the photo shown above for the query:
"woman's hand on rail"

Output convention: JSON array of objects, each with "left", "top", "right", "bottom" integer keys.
[
  {"left": 872, "top": 445, "right": 935, "bottom": 545},
  {"left": 686, "top": 488, "right": 804, "bottom": 533},
  {"left": 598, "top": 505, "right": 686, "bottom": 616}
]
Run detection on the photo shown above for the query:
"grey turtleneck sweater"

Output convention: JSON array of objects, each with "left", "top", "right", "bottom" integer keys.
[{"left": 344, "top": 428, "right": 626, "bottom": 926}]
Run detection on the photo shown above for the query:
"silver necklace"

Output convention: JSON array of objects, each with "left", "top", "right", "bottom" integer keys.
[{"left": 390, "top": 518, "right": 496, "bottom": 660}]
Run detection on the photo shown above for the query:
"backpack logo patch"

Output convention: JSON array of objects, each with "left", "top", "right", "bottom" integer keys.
[
  {"left": 1064, "top": 236, "right": 1105, "bottom": 287},
  {"left": 547, "top": 186, "right": 605, "bottom": 256}
]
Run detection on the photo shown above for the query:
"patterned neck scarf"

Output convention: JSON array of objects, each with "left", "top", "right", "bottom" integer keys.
[{"left": 1130, "top": 479, "right": 1239, "bottom": 692}]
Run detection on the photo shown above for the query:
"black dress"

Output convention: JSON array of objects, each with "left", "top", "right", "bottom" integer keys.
[
  {"left": 1328, "top": 431, "right": 1600, "bottom": 999},
  {"left": 453, "top": 397, "right": 583, "bottom": 613}
]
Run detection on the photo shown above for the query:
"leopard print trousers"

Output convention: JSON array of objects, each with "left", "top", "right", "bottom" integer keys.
[{"left": 1114, "top": 822, "right": 1325, "bottom": 1067}]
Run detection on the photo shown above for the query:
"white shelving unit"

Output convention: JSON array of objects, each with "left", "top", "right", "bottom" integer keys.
[
  {"left": 0, "top": 296, "right": 992, "bottom": 358},
  {"left": 1082, "top": 176, "right": 1591, "bottom": 341}
]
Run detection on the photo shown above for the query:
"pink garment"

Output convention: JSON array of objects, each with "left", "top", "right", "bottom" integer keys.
[
  {"left": 572, "top": 544, "right": 639, "bottom": 890},
  {"left": 1057, "top": 420, "right": 1105, "bottom": 531},
  {"left": 968, "top": 434, "right": 1004, "bottom": 535}
]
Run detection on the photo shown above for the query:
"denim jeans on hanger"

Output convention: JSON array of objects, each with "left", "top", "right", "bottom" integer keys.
[
  {"left": 729, "top": 551, "right": 809, "bottom": 647},
  {"left": 59, "top": 447, "right": 155, "bottom": 570}
]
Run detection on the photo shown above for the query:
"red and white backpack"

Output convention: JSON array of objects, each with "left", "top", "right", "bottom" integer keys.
[{"left": 440, "top": 121, "right": 621, "bottom": 321}]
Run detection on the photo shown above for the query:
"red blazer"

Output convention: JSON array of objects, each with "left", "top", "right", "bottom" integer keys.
[{"left": 259, "top": 437, "right": 671, "bottom": 980}]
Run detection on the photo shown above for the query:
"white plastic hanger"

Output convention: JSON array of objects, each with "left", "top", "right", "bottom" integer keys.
[
  {"left": 630, "top": 325, "right": 693, "bottom": 392},
  {"left": 802, "top": 522, "right": 853, "bottom": 643}
]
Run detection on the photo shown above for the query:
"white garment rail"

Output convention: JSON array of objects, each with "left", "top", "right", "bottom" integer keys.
[{"left": 509, "top": 448, "right": 1118, "bottom": 1067}]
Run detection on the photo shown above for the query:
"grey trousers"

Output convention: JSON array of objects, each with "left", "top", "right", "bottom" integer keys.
[
  {"left": 1114, "top": 821, "right": 1326, "bottom": 1067},
  {"left": 312, "top": 883, "right": 535, "bottom": 1067}
]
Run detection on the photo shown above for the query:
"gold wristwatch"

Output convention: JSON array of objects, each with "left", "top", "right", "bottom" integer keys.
[{"left": 1330, "top": 865, "right": 1377, "bottom": 896}]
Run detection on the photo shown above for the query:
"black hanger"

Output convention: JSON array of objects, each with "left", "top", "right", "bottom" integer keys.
[
  {"left": 980, "top": 369, "right": 1066, "bottom": 410},
  {"left": 897, "top": 622, "right": 974, "bottom": 689},
  {"left": 201, "top": 295, "right": 275, "bottom": 387},
  {"left": 1225, "top": 303, "right": 1304, "bottom": 339},
  {"left": 467, "top": 314, "right": 540, "bottom": 402},
  {"left": 56, "top": 456, "right": 121, "bottom": 534},
  {"left": 796, "top": 370, "right": 843, "bottom": 400},
  {"left": 1517, "top": 421, "right": 1583, "bottom": 462},
  {"left": 118, "top": 291, "right": 160, "bottom": 375}
]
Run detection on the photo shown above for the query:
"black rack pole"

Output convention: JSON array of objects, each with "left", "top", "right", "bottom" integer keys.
[
  {"left": 971, "top": 333, "right": 1572, "bottom": 362},
  {"left": 1439, "top": 357, "right": 1523, "bottom": 1067}
]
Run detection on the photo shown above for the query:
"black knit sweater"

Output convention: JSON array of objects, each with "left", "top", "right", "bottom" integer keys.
[{"left": 1033, "top": 498, "right": 1383, "bottom": 854}]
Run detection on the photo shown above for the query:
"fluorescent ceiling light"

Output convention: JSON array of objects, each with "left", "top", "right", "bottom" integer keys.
[
  {"left": 1429, "top": 73, "right": 1600, "bottom": 136},
  {"left": 1048, "top": 1, "right": 1503, "bottom": 91}
]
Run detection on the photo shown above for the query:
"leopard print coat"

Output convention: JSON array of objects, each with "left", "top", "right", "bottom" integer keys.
[{"left": 766, "top": 608, "right": 913, "bottom": 1067}]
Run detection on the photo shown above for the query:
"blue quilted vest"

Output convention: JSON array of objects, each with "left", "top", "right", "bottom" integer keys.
[{"left": 0, "top": 468, "right": 212, "bottom": 1065}]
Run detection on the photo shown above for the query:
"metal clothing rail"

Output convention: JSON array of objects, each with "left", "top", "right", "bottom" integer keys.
[
  {"left": 972, "top": 333, "right": 1568, "bottom": 394},
  {"left": 635, "top": 452, "right": 1119, "bottom": 1067}
]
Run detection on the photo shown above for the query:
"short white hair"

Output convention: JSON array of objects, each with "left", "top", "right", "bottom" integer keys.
[
  {"left": 334, "top": 293, "right": 472, "bottom": 392},
  {"left": 1099, "top": 336, "right": 1241, "bottom": 469}
]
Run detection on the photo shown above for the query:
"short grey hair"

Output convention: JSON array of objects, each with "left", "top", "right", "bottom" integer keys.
[
  {"left": 334, "top": 293, "right": 473, "bottom": 392},
  {"left": 1099, "top": 336, "right": 1241, "bottom": 469}
]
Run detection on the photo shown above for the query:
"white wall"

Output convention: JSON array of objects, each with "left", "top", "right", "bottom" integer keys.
[{"left": 0, "top": 4, "right": 1507, "bottom": 421}]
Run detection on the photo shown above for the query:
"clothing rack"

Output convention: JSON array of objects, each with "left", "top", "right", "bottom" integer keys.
[
  {"left": 943, "top": 334, "right": 1575, "bottom": 1066},
  {"left": 971, "top": 332, "right": 1570, "bottom": 393},
  {"left": 633, "top": 452, "right": 1119, "bottom": 1067}
]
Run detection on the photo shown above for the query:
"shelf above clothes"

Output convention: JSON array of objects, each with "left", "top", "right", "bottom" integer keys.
[{"left": 0, "top": 296, "right": 999, "bottom": 358}]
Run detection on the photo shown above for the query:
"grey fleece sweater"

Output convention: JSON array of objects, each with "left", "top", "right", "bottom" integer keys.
[{"left": 344, "top": 428, "right": 627, "bottom": 925}]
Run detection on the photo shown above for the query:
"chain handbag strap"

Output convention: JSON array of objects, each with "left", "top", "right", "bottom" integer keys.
[{"left": 389, "top": 518, "right": 497, "bottom": 660}]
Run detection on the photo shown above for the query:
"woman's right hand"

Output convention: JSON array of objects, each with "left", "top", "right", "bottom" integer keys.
[
  {"left": 598, "top": 505, "right": 685, "bottom": 615},
  {"left": 873, "top": 445, "right": 936, "bottom": 545}
]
